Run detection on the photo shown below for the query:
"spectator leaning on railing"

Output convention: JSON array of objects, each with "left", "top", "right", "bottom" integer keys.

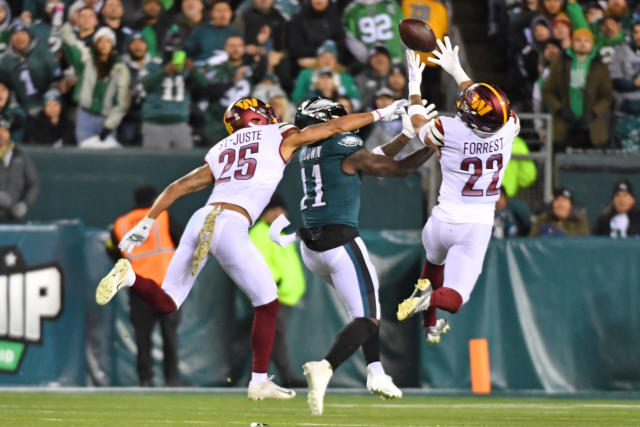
[
  {"left": 530, "top": 187, "right": 590, "bottom": 237},
  {"left": 594, "top": 179, "right": 640, "bottom": 237}
]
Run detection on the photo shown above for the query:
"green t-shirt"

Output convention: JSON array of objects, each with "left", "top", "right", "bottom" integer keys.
[{"left": 299, "top": 132, "right": 364, "bottom": 228}]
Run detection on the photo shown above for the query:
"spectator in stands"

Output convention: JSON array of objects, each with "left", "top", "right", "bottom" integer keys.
[
  {"left": 101, "top": 0, "right": 132, "bottom": 54},
  {"left": 610, "top": 20, "right": 640, "bottom": 150},
  {"left": 184, "top": 0, "right": 240, "bottom": 63},
  {"left": 174, "top": 0, "right": 204, "bottom": 45},
  {"left": 0, "top": 118, "right": 39, "bottom": 223},
  {"left": 507, "top": 0, "right": 541, "bottom": 104},
  {"left": 251, "top": 71, "right": 288, "bottom": 110},
  {"left": 291, "top": 40, "right": 361, "bottom": 109},
  {"left": 355, "top": 44, "right": 391, "bottom": 112},
  {"left": 530, "top": 187, "right": 590, "bottom": 236},
  {"left": 119, "top": 33, "right": 151, "bottom": 146},
  {"left": 337, "top": 95, "right": 354, "bottom": 114},
  {"left": 288, "top": 0, "right": 348, "bottom": 69},
  {"left": 139, "top": 30, "right": 205, "bottom": 148},
  {"left": 542, "top": 28, "right": 613, "bottom": 150},
  {"left": 28, "top": 89, "right": 73, "bottom": 146},
  {"left": 0, "top": 82, "right": 26, "bottom": 144},
  {"left": 584, "top": 2, "right": 604, "bottom": 25},
  {"left": 551, "top": 13, "right": 572, "bottom": 49},
  {"left": 537, "top": 0, "right": 565, "bottom": 21},
  {"left": 106, "top": 184, "right": 183, "bottom": 387},
  {"left": 249, "top": 194, "right": 306, "bottom": 389},
  {"left": 493, "top": 187, "right": 532, "bottom": 238},
  {"left": 532, "top": 38, "right": 563, "bottom": 140},
  {"left": 594, "top": 179, "right": 640, "bottom": 237},
  {"left": 134, "top": 0, "right": 174, "bottom": 58},
  {"left": 401, "top": 0, "right": 448, "bottom": 106},
  {"left": 72, "top": 6, "right": 100, "bottom": 46},
  {"left": 342, "top": 0, "right": 405, "bottom": 64},
  {"left": 0, "top": 23, "right": 61, "bottom": 122},
  {"left": 199, "top": 34, "right": 266, "bottom": 143},
  {"left": 502, "top": 135, "right": 538, "bottom": 197},
  {"left": 515, "top": 16, "right": 551, "bottom": 110},
  {"left": 0, "top": 2, "right": 10, "bottom": 52},
  {"left": 363, "top": 87, "right": 402, "bottom": 150},
  {"left": 61, "top": 26, "right": 131, "bottom": 143},
  {"left": 20, "top": 0, "right": 66, "bottom": 56},
  {"left": 387, "top": 64, "right": 408, "bottom": 101}
]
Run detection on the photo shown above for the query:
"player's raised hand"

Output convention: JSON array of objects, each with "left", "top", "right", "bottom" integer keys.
[
  {"left": 427, "top": 36, "right": 470, "bottom": 86},
  {"left": 118, "top": 217, "right": 156, "bottom": 254},
  {"left": 373, "top": 99, "right": 408, "bottom": 122},
  {"left": 406, "top": 49, "right": 425, "bottom": 96}
]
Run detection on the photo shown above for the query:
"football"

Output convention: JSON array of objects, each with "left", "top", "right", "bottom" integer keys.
[{"left": 398, "top": 19, "right": 437, "bottom": 52}]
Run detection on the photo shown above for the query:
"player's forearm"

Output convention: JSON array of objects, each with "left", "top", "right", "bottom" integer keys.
[
  {"left": 397, "top": 146, "right": 434, "bottom": 175},
  {"left": 459, "top": 80, "right": 473, "bottom": 90},
  {"left": 147, "top": 183, "right": 183, "bottom": 219},
  {"left": 379, "top": 133, "right": 411, "bottom": 157}
]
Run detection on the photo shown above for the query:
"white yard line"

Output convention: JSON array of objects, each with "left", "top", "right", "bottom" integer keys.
[{"left": 330, "top": 403, "right": 640, "bottom": 409}]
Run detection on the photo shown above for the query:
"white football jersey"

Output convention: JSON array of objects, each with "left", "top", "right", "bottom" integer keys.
[
  {"left": 205, "top": 123, "right": 297, "bottom": 223},
  {"left": 423, "top": 113, "right": 519, "bottom": 225}
]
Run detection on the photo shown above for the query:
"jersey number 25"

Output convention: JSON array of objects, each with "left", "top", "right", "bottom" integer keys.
[{"left": 217, "top": 143, "right": 259, "bottom": 183}]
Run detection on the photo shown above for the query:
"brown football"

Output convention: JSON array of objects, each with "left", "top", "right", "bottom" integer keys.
[{"left": 399, "top": 19, "right": 437, "bottom": 52}]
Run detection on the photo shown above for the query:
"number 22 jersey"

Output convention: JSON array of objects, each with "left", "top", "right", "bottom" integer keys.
[
  {"left": 204, "top": 123, "right": 297, "bottom": 223},
  {"left": 426, "top": 113, "right": 519, "bottom": 225}
]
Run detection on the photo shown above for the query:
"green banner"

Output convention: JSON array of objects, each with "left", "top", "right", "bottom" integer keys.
[{"left": 0, "top": 340, "right": 25, "bottom": 373}]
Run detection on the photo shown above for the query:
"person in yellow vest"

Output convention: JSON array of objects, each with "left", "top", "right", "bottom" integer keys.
[
  {"left": 401, "top": 0, "right": 449, "bottom": 106},
  {"left": 107, "top": 184, "right": 184, "bottom": 387},
  {"left": 249, "top": 194, "right": 306, "bottom": 388}
]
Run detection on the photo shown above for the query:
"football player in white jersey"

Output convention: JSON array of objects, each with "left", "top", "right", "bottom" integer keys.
[
  {"left": 94, "top": 96, "right": 407, "bottom": 399},
  {"left": 396, "top": 37, "right": 520, "bottom": 343}
]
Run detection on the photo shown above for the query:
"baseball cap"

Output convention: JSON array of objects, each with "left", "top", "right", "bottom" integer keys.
[
  {"left": 316, "top": 40, "right": 337, "bottom": 57},
  {"left": 553, "top": 187, "right": 573, "bottom": 201},
  {"left": 368, "top": 43, "right": 390, "bottom": 59},
  {"left": 612, "top": 179, "right": 634, "bottom": 197},
  {"left": 44, "top": 89, "right": 62, "bottom": 104},
  {"left": 375, "top": 87, "right": 395, "bottom": 99}
]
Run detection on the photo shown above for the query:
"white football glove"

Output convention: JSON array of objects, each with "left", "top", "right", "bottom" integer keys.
[
  {"left": 372, "top": 99, "right": 408, "bottom": 122},
  {"left": 427, "top": 36, "right": 470, "bottom": 86},
  {"left": 118, "top": 217, "right": 156, "bottom": 254},
  {"left": 402, "top": 101, "right": 438, "bottom": 138},
  {"left": 406, "top": 49, "right": 425, "bottom": 96}
]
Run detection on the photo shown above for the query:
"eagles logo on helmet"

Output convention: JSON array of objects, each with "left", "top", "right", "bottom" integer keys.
[
  {"left": 456, "top": 83, "right": 510, "bottom": 135},
  {"left": 223, "top": 97, "right": 281, "bottom": 134},
  {"left": 294, "top": 96, "right": 348, "bottom": 129}
]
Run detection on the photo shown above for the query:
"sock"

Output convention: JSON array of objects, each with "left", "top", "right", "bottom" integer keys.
[
  {"left": 251, "top": 299, "right": 279, "bottom": 373},
  {"left": 361, "top": 325, "right": 380, "bottom": 364},
  {"left": 420, "top": 260, "right": 444, "bottom": 328},
  {"left": 431, "top": 287, "right": 463, "bottom": 313},
  {"left": 325, "top": 318, "right": 377, "bottom": 371},
  {"left": 131, "top": 274, "right": 177, "bottom": 314},
  {"left": 250, "top": 372, "right": 268, "bottom": 385},
  {"left": 367, "top": 361, "right": 385, "bottom": 376}
]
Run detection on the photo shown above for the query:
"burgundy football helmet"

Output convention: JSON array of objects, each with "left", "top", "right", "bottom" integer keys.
[
  {"left": 456, "top": 83, "right": 511, "bottom": 135},
  {"left": 223, "top": 97, "right": 281, "bottom": 134}
]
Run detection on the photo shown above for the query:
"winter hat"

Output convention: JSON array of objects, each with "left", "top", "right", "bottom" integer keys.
[
  {"left": 552, "top": 13, "right": 572, "bottom": 33},
  {"left": 612, "top": 179, "right": 634, "bottom": 198},
  {"left": 316, "top": 40, "right": 337, "bottom": 57},
  {"left": 553, "top": 187, "right": 573, "bottom": 202},
  {"left": 572, "top": 28, "right": 594, "bottom": 44},
  {"left": 93, "top": 26, "right": 116, "bottom": 45}
]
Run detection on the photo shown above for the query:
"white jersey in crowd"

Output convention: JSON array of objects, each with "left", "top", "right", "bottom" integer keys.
[
  {"left": 421, "top": 112, "right": 520, "bottom": 225},
  {"left": 205, "top": 122, "right": 297, "bottom": 223}
]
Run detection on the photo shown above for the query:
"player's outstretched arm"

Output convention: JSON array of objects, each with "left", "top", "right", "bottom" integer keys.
[
  {"left": 118, "top": 165, "right": 214, "bottom": 254},
  {"left": 342, "top": 145, "right": 434, "bottom": 178},
  {"left": 427, "top": 36, "right": 473, "bottom": 90},
  {"left": 280, "top": 99, "right": 408, "bottom": 161}
]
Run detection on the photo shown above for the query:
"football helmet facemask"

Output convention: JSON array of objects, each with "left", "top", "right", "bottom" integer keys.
[
  {"left": 223, "top": 97, "right": 281, "bottom": 134},
  {"left": 456, "top": 83, "right": 511, "bottom": 135}
]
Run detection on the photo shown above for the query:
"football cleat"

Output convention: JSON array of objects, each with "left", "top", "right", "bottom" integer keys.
[
  {"left": 366, "top": 371, "right": 402, "bottom": 400},
  {"left": 425, "top": 318, "right": 451, "bottom": 344},
  {"left": 303, "top": 359, "right": 333, "bottom": 415},
  {"left": 396, "top": 279, "right": 432, "bottom": 321},
  {"left": 247, "top": 376, "right": 296, "bottom": 400},
  {"left": 96, "top": 258, "right": 134, "bottom": 305}
]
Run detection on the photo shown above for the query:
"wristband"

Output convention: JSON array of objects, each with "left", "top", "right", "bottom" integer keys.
[
  {"left": 141, "top": 216, "right": 156, "bottom": 228},
  {"left": 371, "top": 109, "right": 384, "bottom": 122},
  {"left": 371, "top": 146, "right": 385, "bottom": 156},
  {"left": 408, "top": 104, "right": 428, "bottom": 119},
  {"left": 408, "top": 82, "right": 421, "bottom": 97},
  {"left": 453, "top": 68, "right": 471, "bottom": 86}
]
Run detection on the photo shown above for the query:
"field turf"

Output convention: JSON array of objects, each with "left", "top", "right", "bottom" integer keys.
[{"left": 1, "top": 391, "right": 639, "bottom": 426}]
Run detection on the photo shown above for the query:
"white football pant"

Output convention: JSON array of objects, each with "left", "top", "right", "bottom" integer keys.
[{"left": 422, "top": 216, "right": 492, "bottom": 304}]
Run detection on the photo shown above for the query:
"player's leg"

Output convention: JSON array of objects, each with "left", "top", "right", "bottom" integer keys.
[{"left": 211, "top": 210, "right": 294, "bottom": 400}]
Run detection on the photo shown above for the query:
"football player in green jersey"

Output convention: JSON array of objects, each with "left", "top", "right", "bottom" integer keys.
[{"left": 290, "top": 97, "right": 437, "bottom": 415}]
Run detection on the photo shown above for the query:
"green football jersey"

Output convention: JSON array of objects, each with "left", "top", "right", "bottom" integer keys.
[
  {"left": 299, "top": 132, "right": 364, "bottom": 229},
  {"left": 139, "top": 59, "right": 192, "bottom": 123},
  {"left": 342, "top": 0, "right": 405, "bottom": 62}
]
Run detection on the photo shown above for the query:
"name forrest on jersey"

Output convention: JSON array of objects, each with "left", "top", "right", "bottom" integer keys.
[
  {"left": 300, "top": 146, "right": 322, "bottom": 161},
  {"left": 463, "top": 137, "right": 504, "bottom": 155}
]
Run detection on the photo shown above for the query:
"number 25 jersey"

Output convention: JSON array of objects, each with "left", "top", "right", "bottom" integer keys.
[
  {"left": 204, "top": 123, "right": 297, "bottom": 223},
  {"left": 428, "top": 113, "right": 519, "bottom": 225}
]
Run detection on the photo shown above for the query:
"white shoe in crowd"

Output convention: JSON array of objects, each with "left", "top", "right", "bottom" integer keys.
[{"left": 303, "top": 359, "right": 333, "bottom": 415}]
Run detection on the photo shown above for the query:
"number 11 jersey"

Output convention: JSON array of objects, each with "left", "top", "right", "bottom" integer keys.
[
  {"left": 429, "top": 113, "right": 519, "bottom": 225},
  {"left": 204, "top": 123, "right": 297, "bottom": 223}
]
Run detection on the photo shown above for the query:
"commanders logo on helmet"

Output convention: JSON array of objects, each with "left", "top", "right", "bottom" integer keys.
[
  {"left": 456, "top": 83, "right": 511, "bottom": 135},
  {"left": 294, "top": 96, "right": 347, "bottom": 129},
  {"left": 223, "top": 97, "right": 280, "bottom": 134}
]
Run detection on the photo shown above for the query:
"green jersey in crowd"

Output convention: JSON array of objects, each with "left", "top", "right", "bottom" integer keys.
[
  {"left": 342, "top": 0, "right": 405, "bottom": 63},
  {"left": 299, "top": 132, "right": 364, "bottom": 229}
]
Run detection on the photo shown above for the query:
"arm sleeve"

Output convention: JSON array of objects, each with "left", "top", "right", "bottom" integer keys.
[
  {"left": 542, "top": 60, "right": 564, "bottom": 113},
  {"left": 21, "top": 153, "right": 39, "bottom": 206},
  {"left": 103, "top": 65, "right": 131, "bottom": 130},
  {"left": 566, "top": 2, "right": 589, "bottom": 31}
]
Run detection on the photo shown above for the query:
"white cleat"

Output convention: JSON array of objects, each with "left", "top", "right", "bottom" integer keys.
[
  {"left": 425, "top": 318, "right": 451, "bottom": 344},
  {"left": 367, "top": 372, "right": 402, "bottom": 400},
  {"left": 247, "top": 376, "right": 296, "bottom": 400},
  {"left": 396, "top": 279, "right": 432, "bottom": 321},
  {"left": 96, "top": 258, "right": 133, "bottom": 305},
  {"left": 303, "top": 359, "right": 333, "bottom": 415}
]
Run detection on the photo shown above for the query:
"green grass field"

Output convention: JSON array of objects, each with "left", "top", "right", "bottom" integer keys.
[{"left": 1, "top": 392, "right": 639, "bottom": 426}]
